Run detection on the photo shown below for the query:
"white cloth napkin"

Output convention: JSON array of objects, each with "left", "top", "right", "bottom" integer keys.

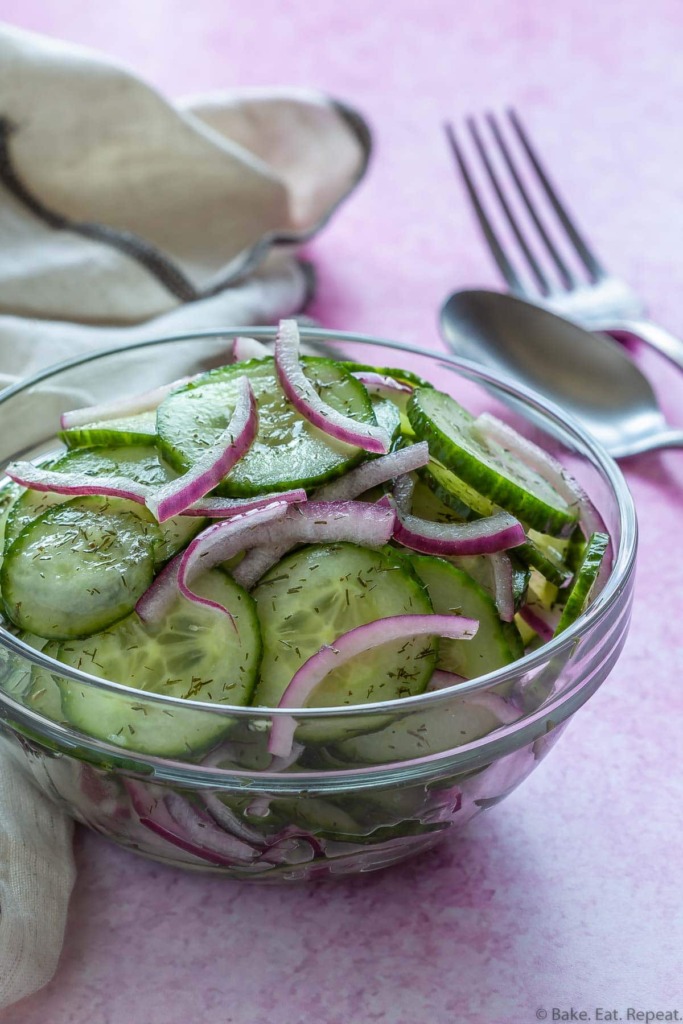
[{"left": 0, "top": 23, "right": 369, "bottom": 1009}]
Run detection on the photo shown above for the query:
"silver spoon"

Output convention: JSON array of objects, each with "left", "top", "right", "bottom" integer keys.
[{"left": 440, "top": 289, "right": 683, "bottom": 459}]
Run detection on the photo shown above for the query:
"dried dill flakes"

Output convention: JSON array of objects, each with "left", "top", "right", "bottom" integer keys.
[
  {"left": 252, "top": 541, "right": 436, "bottom": 709},
  {"left": 53, "top": 566, "right": 260, "bottom": 756}
]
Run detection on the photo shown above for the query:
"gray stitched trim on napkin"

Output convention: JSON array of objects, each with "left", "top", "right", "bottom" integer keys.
[{"left": 0, "top": 117, "right": 201, "bottom": 303}]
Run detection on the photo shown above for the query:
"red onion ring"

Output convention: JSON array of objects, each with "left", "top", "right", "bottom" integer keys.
[
  {"left": 268, "top": 613, "right": 479, "bottom": 758},
  {"left": 519, "top": 604, "right": 556, "bottom": 642},
  {"left": 393, "top": 505, "right": 525, "bottom": 556},
  {"left": 145, "top": 376, "right": 258, "bottom": 523},
  {"left": 135, "top": 500, "right": 290, "bottom": 622},
  {"left": 392, "top": 472, "right": 415, "bottom": 514},
  {"left": 275, "top": 319, "right": 391, "bottom": 454},
  {"left": 60, "top": 374, "right": 198, "bottom": 429},
  {"left": 312, "top": 443, "right": 429, "bottom": 503},
  {"left": 182, "top": 488, "right": 307, "bottom": 518},
  {"left": 231, "top": 500, "right": 396, "bottom": 589},
  {"left": 489, "top": 552, "right": 516, "bottom": 622},
  {"left": 126, "top": 780, "right": 238, "bottom": 867},
  {"left": 233, "top": 336, "right": 270, "bottom": 361},
  {"left": 5, "top": 462, "right": 149, "bottom": 505},
  {"left": 351, "top": 370, "right": 413, "bottom": 398},
  {"left": 428, "top": 669, "right": 467, "bottom": 690},
  {"left": 165, "top": 793, "right": 258, "bottom": 862}
]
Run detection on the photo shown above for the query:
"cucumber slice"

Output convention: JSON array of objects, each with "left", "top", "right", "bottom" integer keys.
[
  {"left": 156, "top": 357, "right": 378, "bottom": 497},
  {"left": 26, "top": 639, "right": 66, "bottom": 721},
  {"left": 329, "top": 695, "right": 512, "bottom": 765},
  {"left": 408, "top": 389, "right": 577, "bottom": 533},
  {"left": 411, "top": 477, "right": 471, "bottom": 523},
  {"left": 52, "top": 445, "right": 171, "bottom": 486},
  {"left": 410, "top": 555, "right": 523, "bottom": 678},
  {"left": 565, "top": 524, "right": 588, "bottom": 574},
  {"left": 266, "top": 796, "right": 364, "bottom": 837},
  {"left": 5, "top": 486, "right": 69, "bottom": 552},
  {"left": 3, "top": 446, "right": 203, "bottom": 563},
  {"left": 57, "top": 570, "right": 261, "bottom": 756},
  {"left": 1, "top": 496, "right": 161, "bottom": 639},
  {"left": 0, "top": 631, "right": 66, "bottom": 720},
  {"left": 421, "top": 460, "right": 496, "bottom": 519},
  {"left": 0, "top": 480, "right": 22, "bottom": 569},
  {"left": 516, "top": 534, "right": 573, "bottom": 587},
  {"left": 446, "top": 552, "right": 528, "bottom": 615},
  {"left": 251, "top": 542, "right": 436, "bottom": 710},
  {"left": 554, "top": 532, "right": 609, "bottom": 635},
  {"left": 59, "top": 411, "right": 157, "bottom": 449},
  {"left": 5, "top": 447, "right": 167, "bottom": 550},
  {"left": 509, "top": 555, "right": 531, "bottom": 611}
]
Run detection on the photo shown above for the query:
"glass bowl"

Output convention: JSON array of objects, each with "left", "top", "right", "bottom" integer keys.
[{"left": 0, "top": 328, "right": 637, "bottom": 881}]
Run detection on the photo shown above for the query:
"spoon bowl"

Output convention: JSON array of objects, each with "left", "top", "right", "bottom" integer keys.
[{"left": 440, "top": 290, "right": 683, "bottom": 458}]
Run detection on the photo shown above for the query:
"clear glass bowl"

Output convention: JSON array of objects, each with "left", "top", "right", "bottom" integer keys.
[{"left": 0, "top": 328, "right": 637, "bottom": 881}]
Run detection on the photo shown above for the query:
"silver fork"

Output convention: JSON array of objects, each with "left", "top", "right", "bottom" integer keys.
[{"left": 442, "top": 110, "right": 683, "bottom": 371}]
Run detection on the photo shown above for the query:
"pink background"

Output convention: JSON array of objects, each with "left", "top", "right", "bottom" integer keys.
[{"left": 3, "top": 2, "right": 683, "bottom": 1022}]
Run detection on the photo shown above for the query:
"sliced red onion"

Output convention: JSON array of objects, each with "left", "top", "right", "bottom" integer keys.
[
  {"left": 428, "top": 669, "right": 467, "bottom": 690},
  {"left": 519, "top": 604, "right": 557, "bottom": 643},
  {"left": 270, "top": 740, "right": 305, "bottom": 773},
  {"left": 260, "top": 828, "right": 321, "bottom": 864},
  {"left": 182, "top": 488, "right": 307, "bottom": 518},
  {"left": 145, "top": 376, "right": 258, "bottom": 523},
  {"left": 275, "top": 319, "right": 391, "bottom": 454},
  {"left": 126, "top": 780, "right": 237, "bottom": 867},
  {"left": 474, "top": 412, "right": 613, "bottom": 590},
  {"left": 135, "top": 500, "right": 290, "bottom": 622},
  {"left": 392, "top": 472, "right": 415, "bottom": 514},
  {"left": 232, "top": 500, "right": 396, "bottom": 590},
  {"left": 165, "top": 793, "right": 258, "bottom": 862},
  {"left": 313, "top": 443, "right": 428, "bottom": 502},
  {"left": 459, "top": 743, "right": 536, "bottom": 809},
  {"left": 245, "top": 796, "right": 272, "bottom": 819},
  {"left": 393, "top": 504, "right": 525, "bottom": 556},
  {"left": 60, "top": 374, "right": 198, "bottom": 429},
  {"left": 351, "top": 371, "right": 413, "bottom": 398},
  {"left": 233, "top": 336, "right": 271, "bottom": 361},
  {"left": 463, "top": 691, "right": 523, "bottom": 725},
  {"left": 202, "top": 782, "right": 322, "bottom": 864},
  {"left": 490, "top": 552, "right": 516, "bottom": 622},
  {"left": 268, "top": 613, "right": 479, "bottom": 758},
  {"left": 139, "top": 815, "right": 238, "bottom": 867},
  {"left": 5, "top": 461, "right": 149, "bottom": 505},
  {"left": 232, "top": 544, "right": 286, "bottom": 591},
  {"left": 203, "top": 793, "right": 270, "bottom": 845}
]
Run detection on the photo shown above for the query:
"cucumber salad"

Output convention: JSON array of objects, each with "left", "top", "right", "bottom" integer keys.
[{"left": 0, "top": 320, "right": 611, "bottom": 770}]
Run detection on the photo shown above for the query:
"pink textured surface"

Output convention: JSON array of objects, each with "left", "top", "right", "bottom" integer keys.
[{"left": 3, "top": 2, "right": 683, "bottom": 1021}]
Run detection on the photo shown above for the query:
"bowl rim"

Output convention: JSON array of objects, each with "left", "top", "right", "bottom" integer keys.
[{"left": 0, "top": 326, "right": 638, "bottom": 779}]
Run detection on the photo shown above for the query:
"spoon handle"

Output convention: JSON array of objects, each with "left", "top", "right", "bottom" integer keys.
[
  {"left": 614, "top": 428, "right": 683, "bottom": 458},
  {"left": 645, "top": 429, "right": 683, "bottom": 452},
  {"left": 601, "top": 319, "right": 683, "bottom": 374}
]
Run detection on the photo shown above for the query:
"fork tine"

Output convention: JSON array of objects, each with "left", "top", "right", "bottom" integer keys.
[
  {"left": 485, "top": 112, "right": 577, "bottom": 291},
  {"left": 443, "top": 121, "right": 523, "bottom": 294},
  {"left": 466, "top": 116, "right": 551, "bottom": 296},
  {"left": 507, "top": 109, "right": 605, "bottom": 282}
]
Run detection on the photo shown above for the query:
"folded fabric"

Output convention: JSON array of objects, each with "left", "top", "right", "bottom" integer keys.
[
  {"left": 0, "top": 755, "right": 76, "bottom": 1010},
  {"left": 0, "top": 22, "right": 370, "bottom": 1010}
]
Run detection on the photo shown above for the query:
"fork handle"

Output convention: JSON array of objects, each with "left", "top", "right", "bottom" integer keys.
[{"left": 598, "top": 318, "right": 683, "bottom": 374}]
